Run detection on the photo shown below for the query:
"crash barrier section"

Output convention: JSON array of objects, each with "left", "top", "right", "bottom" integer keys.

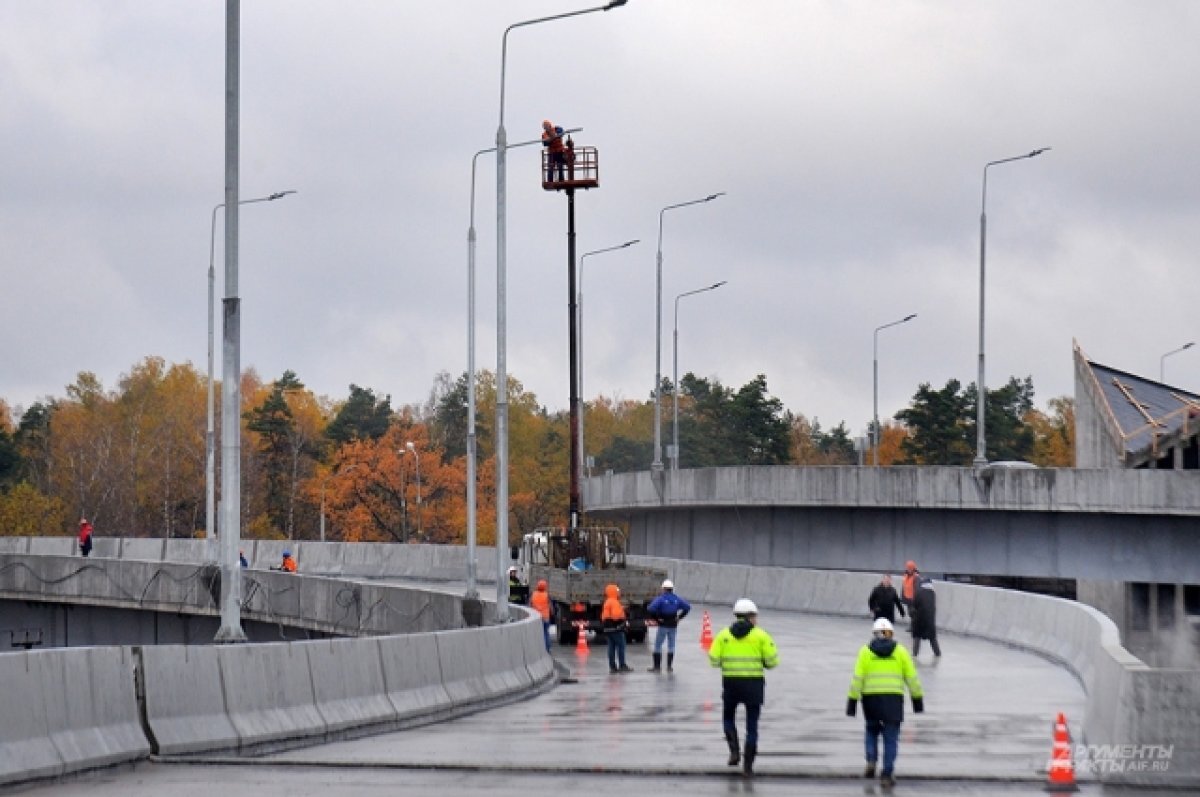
[
  {"left": 0, "top": 551, "right": 552, "bottom": 786},
  {"left": 0, "top": 645, "right": 149, "bottom": 786},
  {"left": 631, "top": 554, "right": 1194, "bottom": 789}
]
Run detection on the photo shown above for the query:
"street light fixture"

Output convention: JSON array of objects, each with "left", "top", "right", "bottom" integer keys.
[
  {"left": 405, "top": 441, "right": 422, "bottom": 541},
  {"left": 577, "top": 239, "right": 639, "bottom": 480},
  {"left": 494, "top": 0, "right": 624, "bottom": 621},
  {"left": 1160, "top": 342, "right": 1195, "bottom": 383},
  {"left": 975, "top": 148, "right": 1049, "bottom": 466},
  {"left": 672, "top": 281, "right": 727, "bottom": 470},
  {"left": 653, "top": 192, "right": 725, "bottom": 471},
  {"left": 872, "top": 313, "right": 917, "bottom": 467},
  {"left": 465, "top": 131, "right": 579, "bottom": 601},
  {"left": 206, "top": 190, "right": 296, "bottom": 556}
]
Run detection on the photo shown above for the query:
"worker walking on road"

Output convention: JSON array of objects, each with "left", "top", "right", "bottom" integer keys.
[
  {"left": 530, "top": 579, "right": 552, "bottom": 652},
  {"left": 846, "top": 617, "right": 924, "bottom": 789},
  {"left": 602, "top": 583, "right": 632, "bottom": 673},
  {"left": 868, "top": 574, "right": 906, "bottom": 624},
  {"left": 77, "top": 517, "right": 94, "bottom": 557},
  {"left": 911, "top": 577, "right": 942, "bottom": 657},
  {"left": 646, "top": 579, "right": 691, "bottom": 672},
  {"left": 709, "top": 598, "right": 779, "bottom": 777}
]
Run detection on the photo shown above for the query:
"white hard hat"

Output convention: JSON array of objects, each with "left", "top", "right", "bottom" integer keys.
[
  {"left": 733, "top": 598, "right": 758, "bottom": 615},
  {"left": 873, "top": 617, "right": 894, "bottom": 634},
  {"left": 662, "top": 579, "right": 674, "bottom": 590}
]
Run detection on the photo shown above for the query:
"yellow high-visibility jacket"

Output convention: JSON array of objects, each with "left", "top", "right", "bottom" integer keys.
[
  {"left": 848, "top": 639, "right": 923, "bottom": 700},
  {"left": 709, "top": 622, "right": 779, "bottom": 679}
]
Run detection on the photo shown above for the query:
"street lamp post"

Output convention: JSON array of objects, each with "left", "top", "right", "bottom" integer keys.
[
  {"left": 577, "top": 240, "right": 639, "bottom": 480},
  {"left": 206, "top": 190, "right": 295, "bottom": 557},
  {"left": 975, "top": 148, "right": 1050, "bottom": 466},
  {"left": 872, "top": 313, "right": 917, "bottom": 467},
  {"left": 466, "top": 133, "right": 579, "bottom": 600},
  {"left": 672, "top": 281, "right": 727, "bottom": 470},
  {"left": 653, "top": 193, "right": 724, "bottom": 471},
  {"left": 1160, "top": 342, "right": 1195, "bottom": 383},
  {"left": 494, "top": 0, "right": 625, "bottom": 621},
  {"left": 405, "top": 441, "right": 422, "bottom": 541}
]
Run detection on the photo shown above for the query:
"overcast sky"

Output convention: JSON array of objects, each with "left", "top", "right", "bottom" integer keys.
[{"left": 3, "top": 1, "right": 1199, "bottom": 439}]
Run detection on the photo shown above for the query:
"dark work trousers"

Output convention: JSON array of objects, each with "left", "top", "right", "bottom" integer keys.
[{"left": 722, "top": 677, "right": 765, "bottom": 746}]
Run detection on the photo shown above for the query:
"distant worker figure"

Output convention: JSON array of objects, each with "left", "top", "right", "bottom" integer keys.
[
  {"left": 601, "top": 583, "right": 632, "bottom": 673},
  {"left": 868, "top": 574, "right": 906, "bottom": 624},
  {"left": 910, "top": 578, "right": 941, "bottom": 657},
  {"left": 77, "top": 518, "right": 94, "bottom": 558},
  {"left": 530, "top": 579, "right": 553, "bottom": 652},
  {"left": 646, "top": 579, "right": 691, "bottom": 672},
  {"left": 709, "top": 598, "right": 779, "bottom": 777},
  {"left": 900, "top": 561, "right": 919, "bottom": 610},
  {"left": 507, "top": 566, "right": 528, "bottom": 605},
  {"left": 847, "top": 617, "right": 924, "bottom": 789},
  {"left": 239, "top": 550, "right": 249, "bottom": 569},
  {"left": 279, "top": 550, "right": 297, "bottom": 573},
  {"left": 542, "top": 119, "right": 566, "bottom": 183}
]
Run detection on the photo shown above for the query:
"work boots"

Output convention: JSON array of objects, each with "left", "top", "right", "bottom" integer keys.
[
  {"left": 667, "top": 652, "right": 675, "bottom": 672},
  {"left": 725, "top": 730, "right": 740, "bottom": 767},
  {"left": 743, "top": 743, "right": 757, "bottom": 776},
  {"left": 648, "top": 653, "right": 662, "bottom": 672}
]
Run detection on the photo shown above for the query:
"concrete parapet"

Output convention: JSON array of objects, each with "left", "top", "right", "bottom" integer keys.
[
  {"left": 90, "top": 537, "right": 120, "bottom": 558},
  {"left": 0, "top": 537, "right": 29, "bottom": 554},
  {"left": 378, "top": 633, "right": 453, "bottom": 720},
  {"left": 29, "top": 537, "right": 76, "bottom": 557},
  {"left": 119, "top": 538, "right": 165, "bottom": 561},
  {"left": 301, "top": 637, "right": 395, "bottom": 734},
  {"left": 137, "top": 644, "right": 238, "bottom": 755},
  {"left": 295, "top": 542, "right": 345, "bottom": 575},
  {"left": 163, "top": 538, "right": 210, "bottom": 564},
  {"left": 481, "top": 615, "right": 535, "bottom": 698},
  {"left": 0, "top": 651, "right": 64, "bottom": 785},
  {"left": 434, "top": 628, "right": 489, "bottom": 707},
  {"left": 253, "top": 540, "right": 292, "bottom": 571},
  {"left": 217, "top": 641, "right": 326, "bottom": 750},
  {"left": 40, "top": 646, "right": 149, "bottom": 775}
]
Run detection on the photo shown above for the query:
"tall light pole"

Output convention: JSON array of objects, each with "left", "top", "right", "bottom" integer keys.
[
  {"left": 872, "top": 313, "right": 917, "bottom": 466},
  {"left": 577, "top": 239, "right": 639, "bottom": 480},
  {"left": 494, "top": 0, "right": 625, "bottom": 621},
  {"left": 672, "top": 281, "right": 726, "bottom": 470},
  {"left": 975, "top": 148, "right": 1050, "bottom": 466},
  {"left": 206, "top": 190, "right": 295, "bottom": 556},
  {"left": 653, "top": 193, "right": 724, "bottom": 471},
  {"left": 405, "top": 441, "right": 422, "bottom": 541},
  {"left": 1161, "top": 342, "right": 1195, "bottom": 383},
  {"left": 466, "top": 132, "right": 578, "bottom": 601}
]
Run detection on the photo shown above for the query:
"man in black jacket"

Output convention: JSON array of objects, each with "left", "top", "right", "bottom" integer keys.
[
  {"left": 867, "top": 575, "right": 906, "bottom": 624},
  {"left": 911, "top": 578, "right": 942, "bottom": 657}
]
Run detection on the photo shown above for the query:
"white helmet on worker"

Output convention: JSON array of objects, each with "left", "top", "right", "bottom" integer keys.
[
  {"left": 733, "top": 598, "right": 758, "bottom": 616},
  {"left": 873, "top": 617, "right": 894, "bottom": 635},
  {"left": 661, "top": 579, "right": 674, "bottom": 590}
]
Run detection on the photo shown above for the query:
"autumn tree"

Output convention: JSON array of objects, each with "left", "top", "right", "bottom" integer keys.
[
  {"left": 1028, "top": 396, "right": 1075, "bottom": 466},
  {"left": 0, "top": 482, "right": 67, "bottom": 537}
]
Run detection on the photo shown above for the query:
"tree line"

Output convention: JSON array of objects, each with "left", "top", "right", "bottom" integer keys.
[{"left": 0, "top": 356, "right": 1073, "bottom": 543}]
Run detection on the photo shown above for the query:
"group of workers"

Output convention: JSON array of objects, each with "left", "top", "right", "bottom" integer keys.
[{"left": 510, "top": 562, "right": 930, "bottom": 785}]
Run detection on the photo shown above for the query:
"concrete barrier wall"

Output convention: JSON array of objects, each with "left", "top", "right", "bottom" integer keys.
[
  {"left": 0, "top": 646, "right": 149, "bottom": 787},
  {"left": 136, "top": 644, "right": 239, "bottom": 755}
]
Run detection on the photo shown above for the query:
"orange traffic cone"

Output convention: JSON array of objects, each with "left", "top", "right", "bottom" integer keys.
[
  {"left": 700, "top": 610, "right": 713, "bottom": 651},
  {"left": 1046, "top": 712, "right": 1078, "bottom": 791},
  {"left": 575, "top": 623, "right": 589, "bottom": 656}
]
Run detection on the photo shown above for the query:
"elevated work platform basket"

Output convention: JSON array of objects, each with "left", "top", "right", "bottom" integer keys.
[{"left": 542, "top": 146, "right": 599, "bottom": 191}]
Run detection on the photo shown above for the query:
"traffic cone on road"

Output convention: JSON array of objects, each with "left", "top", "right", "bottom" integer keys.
[
  {"left": 1045, "top": 712, "right": 1078, "bottom": 791},
  {"left": 575, "top": 623, "right": 589, "bottom": 656},
  {"left": 700, "top": 611, "right": 713, "bottom": 651}
]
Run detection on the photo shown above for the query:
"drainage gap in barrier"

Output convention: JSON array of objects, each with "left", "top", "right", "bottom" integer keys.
[{"left": 130, "top": 646, "right": 161, "bottom": 755}]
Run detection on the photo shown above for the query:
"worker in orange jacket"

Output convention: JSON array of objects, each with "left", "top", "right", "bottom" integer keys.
[
  {"left": 602, "top": 584, "right": 632, "bottom": 673},
  {"left": 900, "top": 561, "right": 919, "bottom": 609},
  {"left": 530, "top": 579, "right": 552, "bottom": 652}
]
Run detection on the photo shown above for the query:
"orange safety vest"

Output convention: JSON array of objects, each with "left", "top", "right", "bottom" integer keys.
[
  {"left": 530, "top": 589, "right": 551, "bottom": 621},
  {"left": 281, "top": 556, "right": 297, "bottom": 573}
]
